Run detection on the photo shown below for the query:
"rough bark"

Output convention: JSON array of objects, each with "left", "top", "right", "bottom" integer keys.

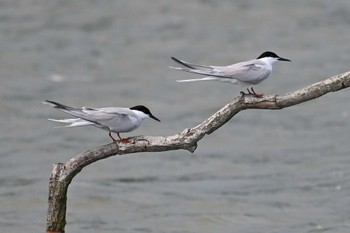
[{"left": 46, "top": 71, "right": 350, "bottom": 232}]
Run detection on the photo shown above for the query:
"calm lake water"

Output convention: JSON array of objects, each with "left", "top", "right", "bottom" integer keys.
[{"left": 1, "top": 1, "right": 350, "bottom": 232}]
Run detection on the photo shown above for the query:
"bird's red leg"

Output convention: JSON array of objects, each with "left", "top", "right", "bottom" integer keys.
[
  {"left": 241, "top": 87, "right": 264, "bottom": 98},
  {"left": 109, "top": 132, "right": 118, "bottom": 143},
  {"left": 117, "top": 133, "right": 129, "bottom": 143},
  {"left": 250, "top": 87, "right": 264, "bottom": 98},
  {"left": 109, "top": 132, "right": 129, "bottom": 143},
  {"left": 246, "top": 88, "right": 253, "bottom": 95}
]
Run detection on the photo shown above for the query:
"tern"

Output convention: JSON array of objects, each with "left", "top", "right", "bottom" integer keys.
[
  {"left": 170, "top": 51, "right": 291, "bottom": 98},
  {"left": 43, "top": 100, "right": 160, "bottom": 143}
]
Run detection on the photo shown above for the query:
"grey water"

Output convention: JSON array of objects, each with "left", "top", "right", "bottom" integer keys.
[{"left": 1, "top": 1, "right": 350, "bottom": 232}]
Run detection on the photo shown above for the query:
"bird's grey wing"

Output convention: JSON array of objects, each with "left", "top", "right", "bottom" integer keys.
[
  {"left": 170, "top": 57, "right": 257, "bottom": 80},
  {"left": 86, "top": 107, "right": 133, "bottom": 115},
  {"left": 220, "top": 60, "right": 271, "bottom": 84},
  {"left": 81, "top": 107, "right": 131, "bottom": 121},
  {"left": 43, "top": 100, "right": 101, "bottom": 123},
  {"left": 82, "top": 107, "right": 136, "bottom": 132},
  {"left": 43, "top": 100, "right": 133, "bottom": 131}
]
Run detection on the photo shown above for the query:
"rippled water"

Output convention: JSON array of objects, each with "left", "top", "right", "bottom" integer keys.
[{"left": 1, "top": 1, "right": 350, "bottom": 232}]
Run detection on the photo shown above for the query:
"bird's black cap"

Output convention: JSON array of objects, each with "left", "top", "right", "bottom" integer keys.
[
  {"left": 257, "top": 51, "right": 291, "bottom": 61},
  {"left": 130, "top": 105, "right": 161, "bottom": 122}
]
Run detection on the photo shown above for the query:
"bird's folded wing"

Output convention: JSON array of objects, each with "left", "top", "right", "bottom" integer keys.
[
  {"left": 83, "top": 107, "right": 132, "bottom": 115},
  {"left": 81, "top": 107, "right": 131, "bottom": 121},
  {"left": 81, "top": 107, "right": 134, "bottom": 132},
  {"left": 219, "top": 61, "right": 270, "bottom": 84}
]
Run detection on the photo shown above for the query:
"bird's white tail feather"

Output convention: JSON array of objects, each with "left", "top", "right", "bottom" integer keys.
[
  {"left": 48, "top": 118, "right": 94, "bottom": 128},
  {"left": 176, "top": 77, "right": 221, "bottom": 82}
]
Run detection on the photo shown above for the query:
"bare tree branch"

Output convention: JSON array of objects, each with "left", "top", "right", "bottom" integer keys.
[{"left": 46, "top": 71, "right": 350, "bottom": 233}]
